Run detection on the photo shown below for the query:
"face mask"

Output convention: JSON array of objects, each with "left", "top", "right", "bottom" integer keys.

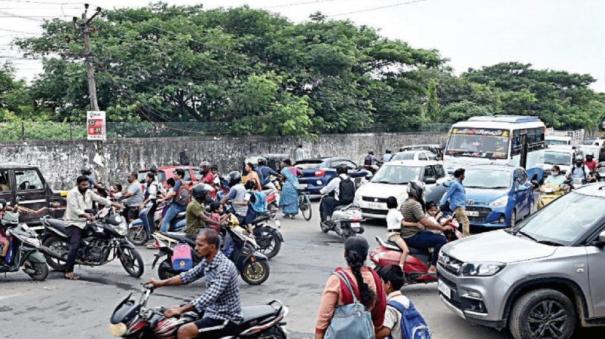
[{"left": 552, "top": 172, "right": 560, "bottom": 176}]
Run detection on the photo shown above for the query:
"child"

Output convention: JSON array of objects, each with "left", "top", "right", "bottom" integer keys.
[
  {"left": 386, "top": 196, "right": 410, "bottom": 269},
  {"left": 110, "top": 184, "right": 123, "bottom": 200},
  {"left": 207, "top": 202, "right": 226, "bottom": 233},
  {"left": 426, "top": 201, "right": 452, "bottom": 228}
]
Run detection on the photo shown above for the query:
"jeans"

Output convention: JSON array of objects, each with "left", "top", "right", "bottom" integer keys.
[
  {"left": 65, "top": 226, "right": 83, "bottom": 273},
  {"left": 405, "top": 231, "right": 447, "bottom": 266},
  {"left": 320, "top": 196, "right": 343, "bottom": 221},
  {"left": 160, "top": 204, "right": 185, "bottom": 233},
  {"left": 174, "top": 219, "right": 186, "bottom": 232}
]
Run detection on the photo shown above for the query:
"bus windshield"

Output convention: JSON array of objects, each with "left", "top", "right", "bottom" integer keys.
[{"left": 446, "top": 128, "right": 510, "bottom": 159}]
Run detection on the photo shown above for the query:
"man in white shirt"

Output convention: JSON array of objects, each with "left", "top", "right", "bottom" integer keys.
[
  {"left": 294, "top": 144, "right": 305, "bottom": 162},
  {"left": 319, "top": 165, "right": 355, "bottom": 222}
]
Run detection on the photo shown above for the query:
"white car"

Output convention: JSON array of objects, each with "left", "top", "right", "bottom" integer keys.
[
  {"left": 355, "top": 160, "right": 449, "bottom": 219},
  {"left": 390, "top": 150, "right": 437, "bottom": 162},
  {"left": 534, "top": 148, "right": 575, "bottom": 175}
]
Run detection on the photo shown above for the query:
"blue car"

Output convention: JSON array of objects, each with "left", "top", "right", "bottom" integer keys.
[
  {"left": 461, "top": 164, "right": 539, "bottom": 229},
  {"left": 295, "top": 158, "right": 371, "bottom": 195}
]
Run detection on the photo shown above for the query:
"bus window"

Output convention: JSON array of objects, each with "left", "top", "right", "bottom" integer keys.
[{"left": 445, "top": 128, "right": 510, "bottom": 159}]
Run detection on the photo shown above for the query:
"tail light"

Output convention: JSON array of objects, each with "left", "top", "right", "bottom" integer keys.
[{"left": 314, "top": 169, "right": 325, "bottom": 177}]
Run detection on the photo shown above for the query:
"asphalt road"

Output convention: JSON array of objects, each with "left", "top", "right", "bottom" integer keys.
[{"left": 1, "top": 203, "right": 603, "bottom": 338}]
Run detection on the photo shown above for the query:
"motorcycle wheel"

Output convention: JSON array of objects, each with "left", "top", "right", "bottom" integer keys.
[
  {"left": 241, "top": 259, "right": 270, "bottom": 285},
  {"left": 119, "top": 246, "right": 145, "bottom": 278},
  {"left": 320, "top": 221, "right": 330, "bottom": 233},
  {"left": 256, "top": 325, "right": 287, "bottom": 339},
  {"left": 42, "top": 236, "right": 68, "bottom": 271},
  {"left": 158, "top": 258, "right": 178, "bottom": 280},
  {"left": 24, "top": 260, "right": 49, "bottom": 281},
  {"left": 254, "top": 227, "right": 282, "bottom": 259},
  {"left": 127, "top": 225, "right": 149, "bottom": 246}
]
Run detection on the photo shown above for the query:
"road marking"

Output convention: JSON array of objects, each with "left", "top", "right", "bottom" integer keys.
[{"left": 0, "top": 292, "right": 23, "bottom": 301}]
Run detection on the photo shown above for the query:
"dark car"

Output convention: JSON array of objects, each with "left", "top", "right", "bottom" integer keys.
[
  {"left": 0, "top": 163, "right": 65, "bottom": 224},
  {"left": 295, "top": 157, "right": 371, "bottom": 194}
]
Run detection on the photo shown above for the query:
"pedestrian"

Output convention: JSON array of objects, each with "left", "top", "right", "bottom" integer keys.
[
  {"left": 315, "top": 236, "right": 387, "bottom": 339},
  {"left": 439, "top": 168, "right": 470, "bottom": 236},
  {"left": 295, "top": 144, "right": 306, "bottom": 162},
  {"left": 599, "top": 145, "right": 605, "bottom": 163},
  {"left": 122, "top": 172, "right": 145, "bottom": 223},
  {"left": 383, "top": 149, "right": 393, "bottom": 163},
  {"left": 279, "top": 159, "right": 300, "bottom": 218},
  {"left": 63, "top": 176, "right": 122, "bottom": 280}
]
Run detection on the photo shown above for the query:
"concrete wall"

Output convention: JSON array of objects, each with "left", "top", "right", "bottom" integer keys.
[{"left": 0, "top": 132, "right": 447, "bottom": 189}]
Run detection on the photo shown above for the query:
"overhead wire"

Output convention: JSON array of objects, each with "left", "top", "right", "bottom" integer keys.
[{"left": 329, "top": 0, "right": 427, "bottom": 17}]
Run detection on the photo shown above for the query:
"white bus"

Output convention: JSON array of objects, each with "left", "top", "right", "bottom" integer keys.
[{"left": 443, "top": 115, "right": 546, "bottom": 174}]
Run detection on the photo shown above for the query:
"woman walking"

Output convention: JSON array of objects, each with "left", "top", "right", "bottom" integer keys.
[
  {"left": 279, "top": 159, "right": 300, "bottom": 219},
  {"left": 315, "top": 236, "right": 387, "bottom": 338}
]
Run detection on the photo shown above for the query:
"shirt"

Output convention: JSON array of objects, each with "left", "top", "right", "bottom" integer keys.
[
  {"left": 545, "top": 174, "right": 566, "bottom": 186},
  {"left": 400, "top": 199, "right": 426, "bottom": 239},
  {"left": 124, "top": 182, "right": 144, "bottom": 207},
  {"left": 64, "top": 187, "right": 112, "bottom": 229},
  {"left": 227, "top": 184, "right": 248, "bottom": 216},
  {"left": 439, "top": 179, "right": 466, "bottom": 211},
  {"left": 319, "top": 174, "right": 352, "bottom": 201},
  {"left": 383, "top": 153, "right": 393, "bottom": 162},
  {"left": 383, "top": 291, "right": 410, "bottom": 339},
  {"left": 202, "top": 171, "right": 216, "bottom": 185},
  {"left": 295, "top": 148, "right": 305, "bottom": 162},
  {"left": 386, "top": 208, "right": 403, "bottom": 232},
  {"left": 586, "top": 160, "right": 598, "bottom": 172},
  {"left": 257, "top": 165, "right": 278, "bottom": 186},
  {"left": 180, "top": 251, "right": 243, "bottom": 323},
  {"left": 185, "top": 199, "right": 205, "bottom": 237},
  {"left": 146, "top": 181, "right": 159, "bottom": 201}
]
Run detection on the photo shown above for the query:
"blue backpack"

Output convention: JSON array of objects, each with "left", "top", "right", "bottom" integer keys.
[{"left": 388, "top": 299, "right": 431, "bottom": 339}]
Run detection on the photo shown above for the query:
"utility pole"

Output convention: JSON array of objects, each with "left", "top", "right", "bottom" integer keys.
[{"left": 74, "top": 4, "right": 102, "bottom": 111}]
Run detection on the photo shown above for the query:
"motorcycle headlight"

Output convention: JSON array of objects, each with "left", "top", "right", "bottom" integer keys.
[
  {"left": 113, "top": 224, "right": 128, "bottom": 236},
  {"left": 461, "top": 262, "right": 505, "bottom": 276},
  {"left": 108, "top": 322, "right": 128, "bottom": 337},
  {"left": 489, "top": 196, "right": 508, "bottom": 208}
]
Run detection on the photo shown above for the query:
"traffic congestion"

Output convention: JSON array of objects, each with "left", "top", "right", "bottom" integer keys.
[{"left": 3, "top": 115, "right": 605, "bottom": 339}]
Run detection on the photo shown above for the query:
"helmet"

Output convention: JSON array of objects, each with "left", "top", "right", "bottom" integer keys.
[
  {"left": 336, "top": 165, "right": 348, "bottom": 175},
  {"left": 200, "top": 161, "right": 210, "bottom": 169},
  {"left": 192, "top": 184, "right": 213, "bottom": 200},
  {"left": 227, "top": 171, "right": 242, "bottom": 187},
  {"left": 149, "top": 164, "right": 158, "bottom": 172},
  {"left": 80, "top": 165, "right": 92, "bottom": 175},
  {"left": 407, "top": 180, "right": 425, "bottom": 200},
  {"left": 258, "top": 158, "right": 267, "bottom": 166}
]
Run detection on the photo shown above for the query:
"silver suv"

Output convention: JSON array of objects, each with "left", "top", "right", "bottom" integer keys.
[{"left": 437, "top": 183, "right": 605, "bottom": 339}]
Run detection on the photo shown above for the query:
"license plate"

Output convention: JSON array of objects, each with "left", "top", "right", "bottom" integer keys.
[
  {"left": 467, "top": 210, "right": 479, "bottom": 217},
  {"left": 438, "top": 280, "right": 451, "bottom": 299},
  {"left": 351, "top": 222, "right": 361, "bottom": 229},
  {"left": 367, "top": 202, "right": 383, "bottom": 210}
]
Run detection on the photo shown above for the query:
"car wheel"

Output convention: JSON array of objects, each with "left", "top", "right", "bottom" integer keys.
[
  {"left": 510, "top": 210, "right": 517, "bottom": 228},
  {"left": 509, "top": 289, "right": 576, "bottom": 339}
]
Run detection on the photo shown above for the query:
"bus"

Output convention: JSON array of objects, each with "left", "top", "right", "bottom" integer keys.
[{"left": 443, "top": 115, "right": 546, "bottom": 174}]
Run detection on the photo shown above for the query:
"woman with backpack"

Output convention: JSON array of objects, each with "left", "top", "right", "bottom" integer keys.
[{"left": 315, "top": 236, "right": 387, "bottom": 339}]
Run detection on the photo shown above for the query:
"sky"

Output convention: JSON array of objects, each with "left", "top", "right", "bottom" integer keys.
[{"left": 1, "top": 0, "right": 605, "bottom": 91}]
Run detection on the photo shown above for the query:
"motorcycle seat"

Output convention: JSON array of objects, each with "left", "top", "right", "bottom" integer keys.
[
  {"left": 160, "top": 232, "right": 195, "bottom": 246},
  {"left": 334, "top": 204, "right": 351, "bottom": 211},
  {"left": 252, "top": 214, "right": 271, "bottom": 224},
  {"left": 240, "top": 305, "right": 278, "bottom": 323},
  {"left": 408, "top": 246, "right": 430, "bottom": 255},
  {"left": 46, "top": 218, "right": 68, "bottom": 232}
]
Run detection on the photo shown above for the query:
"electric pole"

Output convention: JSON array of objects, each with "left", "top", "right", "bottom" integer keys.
[{"left": 74, "top": 4, "right": 102, "bottom": 111}]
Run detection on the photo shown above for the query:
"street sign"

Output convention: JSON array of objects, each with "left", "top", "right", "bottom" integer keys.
[{"left": 87, "top": 111, "right": 106, "bottom": 141}]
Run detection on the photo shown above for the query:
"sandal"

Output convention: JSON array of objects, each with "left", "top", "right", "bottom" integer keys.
[{"left": 64, "top": 272, "right": 80, "bottom": 280}]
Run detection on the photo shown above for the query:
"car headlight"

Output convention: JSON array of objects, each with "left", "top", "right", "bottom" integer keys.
[
  {"left": 489, "top": 195, "right": 508, "bottom": 208},
  {"left": 461, "top": 262, "right": 505, "bottom": 276}
]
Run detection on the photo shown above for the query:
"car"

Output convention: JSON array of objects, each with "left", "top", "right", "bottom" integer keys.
[
  {"left": 399, "top": 144, "right": 444, "bottom": 159},
  {"left": 545, "top": 135, "right": 572, "bottom": 146},
  {"left": 244, "top": 154, "right": 289, "bottom": 172},
  {"left": 438, "top": 183, "right": 605, "bottom": 338},
  {"left": 462, "top": 165, "right": 538, "bottom": 229},
  {"left": 583, "top": 137, "right": 605, "bottom": 146},
  {"left": 533, "top": 148, "right": 575, "bottom": 176},
  {"left": 0, "top": 163, "right": 65, "bottom": 224},
  {"left": 137, "top": 165, "right": 200, "bottom": 189},
  {"left": 390, "top": 150, "right": 438, "bottom": 162},
  {"left": 295, "top": 157, "right": 370, "bottom": 195},
  {"left": 355, "top": 160, "right": 448, "bottom": 219}
]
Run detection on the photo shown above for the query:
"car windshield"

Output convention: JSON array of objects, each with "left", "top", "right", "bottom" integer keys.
[
  {"left": 517, "top": 192, "right": 605, "bottom": 245},
  {"left": 371, "top": 165, "right": 421, "bottom": 184},
  {"left": 446, "top": 128, "right": 510, "bottom": 159},
  {"left": 546, "top": 139, "right": 569, "bottom": 146},
  {"left": 464, "top": 169, "right": 512, "bottom": 189},
  {"left": 543, "top": 151, "right": 572, "bottom": 166},
  {"left": 392, "top": 152, "right": 415, "bottom": 161},
  {"left": 138, "top": 170, "right": 166, "bottom": 182}
]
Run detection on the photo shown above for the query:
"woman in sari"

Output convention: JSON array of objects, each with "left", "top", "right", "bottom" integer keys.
[{"left": 279, "top": 159, "right": 300, "bottom": 219}]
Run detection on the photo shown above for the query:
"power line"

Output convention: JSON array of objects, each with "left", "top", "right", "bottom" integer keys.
[
  {"left": 329, "top": 0, "right": 427, "bottom": 17},
  {"left": 0, "top": 27, "right": 38, "bottom": 34},
  {"left": 0, "top": 0, "right": 83, "bottom": 5},
  {"left": 266, "top": 0, "right": 342, "bottom": 9}
]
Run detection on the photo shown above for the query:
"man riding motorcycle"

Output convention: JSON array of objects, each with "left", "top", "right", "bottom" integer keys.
[
  {"left": 180, "top": 184, "right": 217, "bottom": 238},
  {"left": 568, "top": 157, "right": 592, "bottom": 184},
  {"left": 147, "top": 229, "right": 243, "bottom": 339},
  {"left": 220, "top": 171, "right": 249, "bottom": 225},
  {"left": 256, "top": 159, "right": 279, "bottom": 190},
  {"left": 319, "top": 165, "right": 356, "bottom": 223}
]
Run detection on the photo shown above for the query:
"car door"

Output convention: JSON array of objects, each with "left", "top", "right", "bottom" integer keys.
[
  {"left": 0, "top": 169, "right": 14, "bottom": 207},
  {"left": 422, "top": 165, "right": 439, "bottom": 202},
  {"left": 513, "top": 169, "right": 531, "bottom": 217},
  {"left": 14, "top": 168, "right": 49, "bottom": 223},
  {"left": 418, "top": 152, "right": 428, "bottom": 161}
]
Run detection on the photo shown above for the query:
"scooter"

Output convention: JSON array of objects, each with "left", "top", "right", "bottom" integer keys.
[
  {"left": 109, "top": 285, "right": 288, "bottom": 339},
  {"left": 151, "top": 224, "right": 271, "bottom": 285},
  {"left": 537, "top": 183, "right": 568, "bottom": 209},
  {"left": 128, "top": 203, "right": 186, "bottom": 246},
  {"left": 319, "top": 196, "right": 364, "bottom": 241},
  {"left": 0, "top": 208, "right": 48, "bottom": 281}
]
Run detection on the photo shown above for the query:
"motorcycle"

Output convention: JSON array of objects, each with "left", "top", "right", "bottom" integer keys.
[
  {"left": 248, "top": 212, "right": 283, "bottom": 259},
  {"left": 537, "top": 183, "right": 568, "bottom": 209},
  {"left": 0, "top": 209, "right": 48, "bottom": 281},
  {"left": 40, "top": 207, "right": 145, "bottom": 278},
  {"left": 126, "top": 201, "right": 186, "bottom": 246},
  {"left": 109, "top": 285, "right": 288, "bottom": 339},
  {"left": 151, "top": 224, "right": 271, "bottom": 285},
  {"left": 598, "top": 163, "right": 605, "bottom": 182},
  {"left": 319, "top": 197, "right": 364, "bottom": 241}
]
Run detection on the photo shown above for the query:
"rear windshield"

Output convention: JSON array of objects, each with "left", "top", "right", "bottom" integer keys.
[
  {"left": 295, "top": 160, "right": 323, "bottom": 169},
  {"left": 138, "top": 170, "right": 167, "bottom": 183}
]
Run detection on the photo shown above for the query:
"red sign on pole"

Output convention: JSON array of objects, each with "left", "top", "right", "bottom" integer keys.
[{"left": 87, "top": 111, "right": 106, "bottom": 141}]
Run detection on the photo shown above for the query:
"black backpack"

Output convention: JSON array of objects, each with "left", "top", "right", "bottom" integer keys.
[
  {"left": 364, "top": 155, "right": 373, "bottom": 166},
  {"left": 338, "top": 177, "right": 356, "bottom": 204}
]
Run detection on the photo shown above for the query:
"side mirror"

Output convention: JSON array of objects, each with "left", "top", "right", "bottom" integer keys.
[
  {"left": 599, "top": 230, "right": 605, "bottom": 244},
  {"left": 531, "top": 180, "right": 540, "bottom": 189},
  {"left": 424, "top": 177, "right": 437, "bottom": 185}
]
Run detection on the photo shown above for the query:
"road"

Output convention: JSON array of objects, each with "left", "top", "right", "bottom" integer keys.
[{"left": 1, "top": 203, "right": 602, "bottom": 338}]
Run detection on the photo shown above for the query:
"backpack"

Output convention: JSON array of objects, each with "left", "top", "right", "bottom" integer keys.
[
  {"left": 388, "top": 299, "right": 431, "bottom": 339},
  {"left": 175, "top": 184, "right": 192, "bottom": 206},
  {"left": 364, "top": 155, "right": 373, "bottom": 166},
  {"left": 325, "top": 270, "right": 375, "bottom": 339},
  {"left": 250, "top": 191, "right": 267, "bottom": 214},
  {"left": 338, "top": 177, "right": 356, "bottom": 204}
]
